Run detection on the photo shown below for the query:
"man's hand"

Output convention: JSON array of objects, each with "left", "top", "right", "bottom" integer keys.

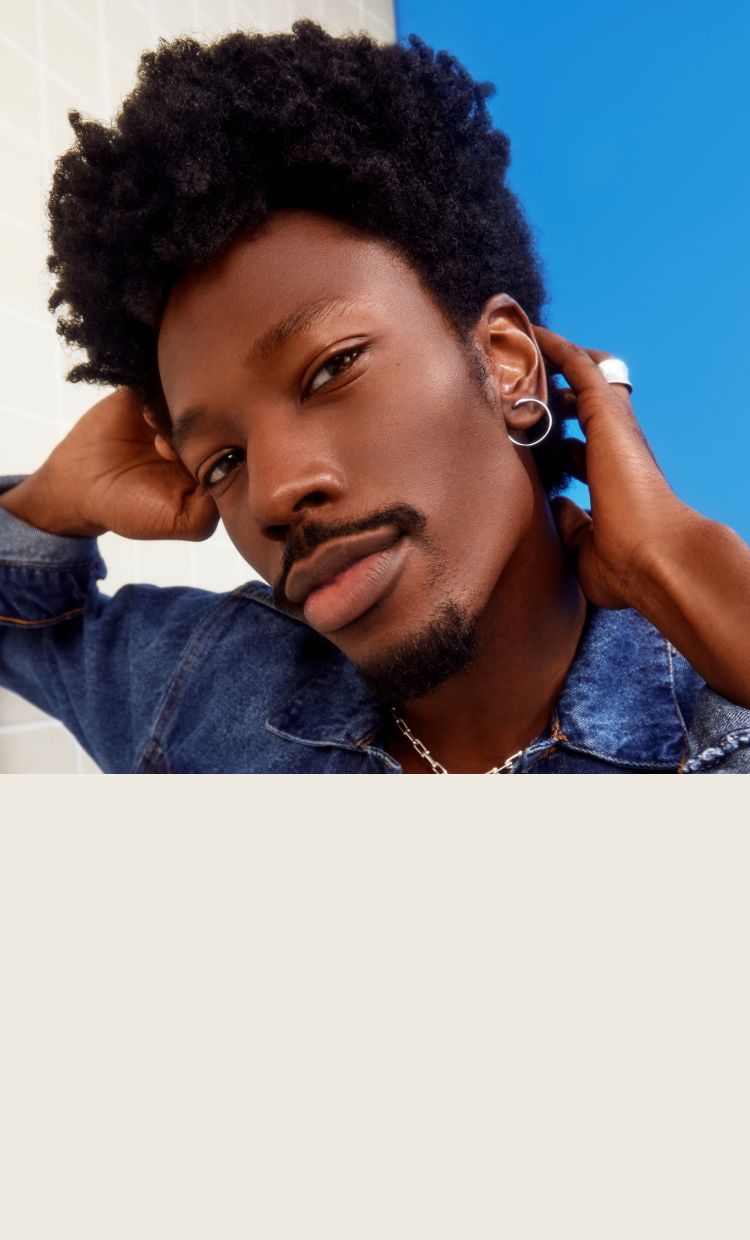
[
  {"left": 534, "top": 324, "right": 750, "bottom": 706},
  {"left": 533, "top": 324, "right": 691, "bottom": 609},
  {"left": 0, "top": 388, "right": 219, "bottom": 541}
]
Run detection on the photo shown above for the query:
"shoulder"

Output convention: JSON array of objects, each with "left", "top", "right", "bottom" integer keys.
[
  {"left": 559, "top": 606, "right": 750, "bottom": 773},
  {"left": 220, "top": 596, "right": 750, "bottom": 771},
  {"left": 182, "top": 576, "right": 340, "bottom": 686},
  {"left": 224, "top": 578, "right": 318, "bottom": 642},
  {"left": 182, "top": 576, "right": 329, "bottom": 655},
  {"left": 93, "top": 576, "right": 335, "bottom": 697}
]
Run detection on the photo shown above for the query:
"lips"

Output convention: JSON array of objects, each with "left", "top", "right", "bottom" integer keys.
[
  {"left": 285, "top": 525, "right": 403, "bottom": 606},
  {"left": 284, "top": 525, "right": 410, "bottom": 635}
]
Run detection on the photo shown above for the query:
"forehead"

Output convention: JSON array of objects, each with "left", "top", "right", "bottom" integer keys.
[{"left": 157, "top": 210, "right": 437, "bottom": 380}]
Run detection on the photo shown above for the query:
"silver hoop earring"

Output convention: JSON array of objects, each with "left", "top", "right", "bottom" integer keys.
[{"left": 508, "top": 397, "right": 553, "bottom": 447}]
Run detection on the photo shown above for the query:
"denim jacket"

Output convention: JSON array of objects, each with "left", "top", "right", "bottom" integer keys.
[{"left": 1, "top": 475, "right": 749, "bottom": 774}]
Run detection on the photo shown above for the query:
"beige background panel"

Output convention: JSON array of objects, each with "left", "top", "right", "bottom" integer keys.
[
  {"left": 0, "top": 0, "right": 395, "bottom": 774},
  {"left": 3, "top": 780, "right": 750, "bottom": 1236}
]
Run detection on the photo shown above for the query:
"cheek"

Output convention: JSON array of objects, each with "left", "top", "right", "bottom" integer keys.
[
  {"left": 423, "top": 415, "right": 538, "bottom": 601},
  {"left": 215, "top": 501, "right": 277, "bottom": 581},
  {"left": 355, "top": 365, "right": 501, "bottom": 493},
  {"left": 398, "top": 380, "right": 528, "bottom": 532}
]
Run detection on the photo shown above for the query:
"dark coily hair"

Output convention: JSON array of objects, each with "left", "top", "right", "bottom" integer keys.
[{"left": 47, "top": 19, "right": 566, "bottom": 491}]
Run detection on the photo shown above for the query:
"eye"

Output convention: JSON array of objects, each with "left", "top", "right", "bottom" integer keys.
[
  {"left": 305, "top": 345, "right": 366, "bottom": 398},
  {"left": 201, "top": 447, "right": 245, "bottom": 490}
]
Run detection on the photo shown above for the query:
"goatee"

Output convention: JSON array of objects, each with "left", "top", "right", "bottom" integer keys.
[{"left": 354, "top": 599, "right": 480, "bottom": 704}]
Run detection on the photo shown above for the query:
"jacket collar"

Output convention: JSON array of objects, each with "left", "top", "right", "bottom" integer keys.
[
  {"left": 550, "top": 605, "right": 689, "bottom": 769},
  {"left": 263, "top": 595, "right": 689, "bottom": 770},
  {"left": 266, "top": 648, "right": 385, "bottom": 752}
]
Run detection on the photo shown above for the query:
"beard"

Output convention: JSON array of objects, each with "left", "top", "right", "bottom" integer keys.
[{"left": 353, "top": 598, "right": 480, "bottom": 705}]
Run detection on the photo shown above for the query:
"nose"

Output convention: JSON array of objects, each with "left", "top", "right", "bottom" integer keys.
[{"left": 247, "top": 438, "right": 346, "bottom": 541}]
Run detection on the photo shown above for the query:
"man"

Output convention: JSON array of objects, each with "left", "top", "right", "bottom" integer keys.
[{"left": 1, "top": 22, "right": 749, "bottom": 773}]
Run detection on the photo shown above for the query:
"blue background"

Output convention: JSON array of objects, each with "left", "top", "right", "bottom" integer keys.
[{"left": 395, "top": 0, "right": 749, "bottom": 540}]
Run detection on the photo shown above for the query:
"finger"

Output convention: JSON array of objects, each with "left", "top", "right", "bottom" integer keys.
[
  {"left": 556, "top": 371, "right": 661, "bottom": 475},
  {"left": 582, "top": 355, "right": 634, "bottom": 404},
  {"left": 537, "top": 327, "right": 632, "bottom": 398},
  {"left": 556, "top": 388, "right": 580, "bottom": 420},
  {"left": 559, "top": 437, "right": 588, "bottom": 485},
  {"left": 550, "top": 496, "right": 593, "bottom": 555},
  {"left": 534, "top": 325, "right": 613, "bottom": 370},
  {"left": 556, "top": 397, "right": 653, "bottom": 486},
  {"left": 537, "top": 327, "right": 671, "bottom": 490},
  {"left": 555, "top": 384, "right": 631, "bottom": 433},
  {"left": 534, "top": 324, "right": 619, "bottom": 394},
  {"left": 534, "top": 324, "right": 643, "bottom": 439},
  {"left": 575, "top": 345, "right": 614, "bottom": 366},
  {"left": 544, "top": 334, "right": 634, "bottom": 408}
]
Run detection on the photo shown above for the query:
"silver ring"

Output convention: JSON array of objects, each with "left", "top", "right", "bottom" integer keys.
[{"left": 597, "top": 357, "right": 632, "bottom": 392}]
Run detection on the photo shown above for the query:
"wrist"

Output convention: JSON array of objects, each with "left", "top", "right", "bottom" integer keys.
[
  {"left": 623, "top": 505, "right": 750, "bottom": 704},
  {"left": 0, "top": 471, "right": 106, "bottom": 538},
  {"left": 619, "top": 502, "right": 704, "bottom": 615}
]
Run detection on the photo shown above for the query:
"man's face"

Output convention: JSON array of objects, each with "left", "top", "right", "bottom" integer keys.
[{"left": 158, "top": 210, "right": 540, "bottom": 689}]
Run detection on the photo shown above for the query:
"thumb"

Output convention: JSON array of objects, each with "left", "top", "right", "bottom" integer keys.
[{"left": 550, "top": 496, "right": 593, "bottom": 555}]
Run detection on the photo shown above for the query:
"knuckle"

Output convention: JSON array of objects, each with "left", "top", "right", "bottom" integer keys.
[{"left": 564, "top": 340, "right": 586, "bottom": 359}]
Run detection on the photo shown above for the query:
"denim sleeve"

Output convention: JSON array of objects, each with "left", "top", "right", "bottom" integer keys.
[
  {"left": 682, "top": 685, "right": 750, "bottom": 773},
  {"left": 0, "top": 475, "right": 222, "bottom": 772}
]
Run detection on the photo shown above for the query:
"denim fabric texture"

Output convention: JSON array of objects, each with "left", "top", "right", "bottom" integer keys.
[{"left": 1, "top": 475, "right": 748, "bottom": 774}]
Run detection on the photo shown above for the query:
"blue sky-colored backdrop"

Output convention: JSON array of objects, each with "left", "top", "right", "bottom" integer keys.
[{"left": 395, "top": 0, "right": 749, "bottom": 540}]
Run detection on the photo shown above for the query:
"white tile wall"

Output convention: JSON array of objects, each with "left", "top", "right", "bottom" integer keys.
[{"left": 0, "top": 0, "right": 395, "bottom": 773}]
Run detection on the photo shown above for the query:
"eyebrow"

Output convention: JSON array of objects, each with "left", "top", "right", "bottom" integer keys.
[
  {"left": 247, "top": 296, "right": 358, "bottom": 363},
  {"left": 170, "top": 409, "right": 237, "bottom": 456},
  {"left": 171, "top": 296, "right": 359, "bottom": 454}
]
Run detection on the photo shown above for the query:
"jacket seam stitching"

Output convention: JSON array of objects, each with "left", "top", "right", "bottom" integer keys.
[
  {"left": 665, "top": 640, "right": 691, "bottom": 755},
  {"left": 558, "top": 738, "right": 679, "bottom": 770},
  {"left": 0, "top": 605, "right": 87, "bottom": 625}
]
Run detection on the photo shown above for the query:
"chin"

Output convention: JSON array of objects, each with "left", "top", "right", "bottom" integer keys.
[{"left": 347, "top": 598, "right": 481, "bottom": 705}]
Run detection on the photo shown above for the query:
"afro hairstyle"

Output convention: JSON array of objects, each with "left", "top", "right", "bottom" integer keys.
[{"left": 47, "top": 19, "right": 566, "bottom": 491}]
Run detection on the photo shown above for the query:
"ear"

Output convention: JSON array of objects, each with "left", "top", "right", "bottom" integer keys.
[
  {"left": 474, "top": 293, "right": 548, "bottom": 435},
  {"left": 143, "top": 406, "right": 180, "bottom": 462}
]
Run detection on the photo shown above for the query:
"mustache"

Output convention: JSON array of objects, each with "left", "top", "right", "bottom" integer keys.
[{"left": 272, "top": 503, "right": 427, "bottom": 610}]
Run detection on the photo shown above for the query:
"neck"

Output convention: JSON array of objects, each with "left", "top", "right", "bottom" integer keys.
[{"left": 387, "top": 500, "right": 587, "bottom": 774}]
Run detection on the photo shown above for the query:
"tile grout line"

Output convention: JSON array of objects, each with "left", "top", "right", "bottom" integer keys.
[
  {"left": 0, "top": 115, "right": 48, "bottom": 154},
  {"left": 36, "top": 0, "right": 68, "bottom": 443},
  {"left": 0, "top": 401, "right": 60, "bottom": 426},
  {"left": 0, "top": 0, "right": 52, "bottom": 739},
  {"left": 95, "top": 0, "right": 112, "bottom": 116},
  {"left": 0, "top": 206, "right": 40, "bottom": 235},
  {"left": 0, "top": 31, "right": 101, "bottom": 116},
  {"left": 146, "top": 0, "right": 160, "bottom": 46},
  {"left": 0, "top": 304, "right": 53, "bottom": 331},
  {"left": 127, "top": 0, "right": 152, "bottom": 22},
  {"left": 48, "top": 0, "right": 135, "bottom": 70}
]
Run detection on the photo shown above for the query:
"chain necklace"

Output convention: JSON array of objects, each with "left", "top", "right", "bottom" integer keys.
[{"left": 390, "top": 706, "right": 523, "bottom": 775}]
